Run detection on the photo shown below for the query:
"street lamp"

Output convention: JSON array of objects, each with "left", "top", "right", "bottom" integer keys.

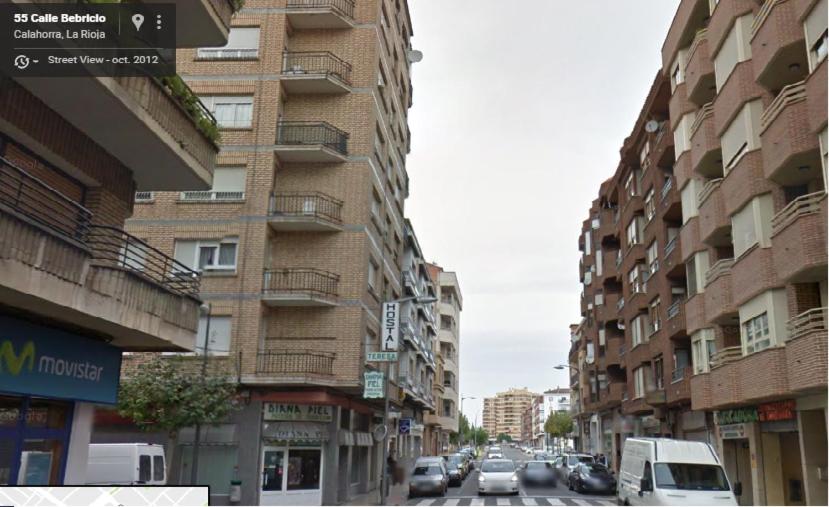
[
  {"left": 380, "top": 294, "right": 437, "bottom": 506},
  {"left": 554, "top": 364, "right": 579, "bottom": 372},
  {"left": 460, "top": 396, "right": 476, "bottom": 448}
]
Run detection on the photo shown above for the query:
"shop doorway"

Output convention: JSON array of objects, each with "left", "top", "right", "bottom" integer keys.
[
  {"left": 260, "top": 445, "right": 322, "bottom": 506},
  {"left": 0, "top": 396, "right": 73, "bottom": 485},
  {"left": 722, "top": 439, "right": 753, "bottom": 506}
]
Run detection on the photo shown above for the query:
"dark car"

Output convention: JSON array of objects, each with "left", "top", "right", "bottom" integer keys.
[
  {"left": 521, "top": 460, "right": 557, "bottom": 487},
  {"left": 408, "top": 458, "right": 448, "bottom": 497},
  {"left": 444, "top": 454, "right": 467, "bottom": 485},
  {"left": 567, "top": 463, "right": 616, "bottom": 494}
]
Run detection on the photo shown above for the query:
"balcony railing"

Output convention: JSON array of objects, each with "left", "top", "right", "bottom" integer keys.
[
  {"left": 710, "top": 346, "right": 743, "bottom": 369},
  {"left": 197, "top": 48, "right": 259, "bottom": 60},
  {"left": 660, "top": 177, "right": 673, "bottom": 202},
  {"left": 697, "top": 178, "right": 723, "bottom": 206},
  {"left": 263, "top": 268, "right": 339, "bottom": 298},
  {"left": 286, "top": 0, "right": 355, "bottom": 18},
  {"left": 616, "top": 297, "right": 625, "bottom": 311},
  {"left": 690, "top": 102, "right": 714, "bottom": 137},
  {"left": 276, "top": 121, "right": 348, "bottom": 155},
  {"left": 788, "top": 307, "right": 828, "bottom": 340},
  {"left": 86, "top": 225, "right": 201, "bottom": 298},
  {"left": 269, "top": 192, "right": 343, "bottom": 224},
  {"left": 135, "top": 191, "right": 154, "bottom": 202},
  {"left": 256, "top": 350, "right": 335, "bottom": 375},
  {"left": 705, "top": 258, "right": 735, "bottom": 286},
  {"left": 667, "top": 299, "right": 682, "bottom": 320},
  {"left": 665, "top": 236, "right": 678, "bottom": 256},
  {"left": 671, "top": 366, "right": 689, "bottom": 383},
  {"left": 180, "top": 190, "right": 245, "bottom": 201},
  {"left": 751, "top": 0, "right": 782, "bottom": 37},
  {"left": 0, "top": 156, "right": 91, "bottom": 242},
  {"left": 282, "top": 51, "right": 352, "bottom": 85},
  {"left": 760, "top": 80, "right": 807, "bottom": 131},
  {"left": 772, "top": 191, "right": 826, "bottom": 236}
]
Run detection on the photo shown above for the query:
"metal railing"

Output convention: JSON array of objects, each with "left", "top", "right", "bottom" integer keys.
[
  {"left": 667, "top": 299, "right": 683, "bottom": 320},
  {"left": 671, "top": 366, "right": 688, "bottom": 383},
  {"left": 660, "top": 177, "right": 673, "bottom": 202},
  {"left": 665, "top": 236, "right": 678, "bottom": 256},
  {"left": 256, "top": 350, "right": 335, "bottom": 375},
  {"left": 269, "top": 192, "right": 343, "bottom": 224},
  {"left": 705, "top": 258, "right": 735, "bottom": 286},
  {"left": 760, "top": 80, "right": 807, "bottom": 131},
  {"left": 180, "top": 190, "right": 245, "bottom": 201},
  {"left": 276, "top": 121, "right": 349, "bottom": 155},
  {"left": 135, "top": 191, "right": 154, "bottom": 202},
  {"left": 286, "top": 0, "right": 355, "bottom": 19},
  {"left": 787, "top": 307, "right": 828, "bottom": 340},
  {"left": 197, "top": 48, "right": 259, "bottom": 60},
  {"left": 282, "top": 51, "right": 352, "bottom": 84},
  {"left": 771, "top": 191, "right": 826, "bottom": 236},
  {"left": 697, "top": 178, "right": 723, "bottom": 206},
  {"left": 262, "top": 268, "right": 339, "bottom": 298},
  {"left": 86, "top": 225, "right": 201, "bottom": 298},
  {"left": 710, "top": 346, "right": 743, "bottom": 369},
  {"left": 751, "top": 0, "right": 780, "bottom": 37},
  {"left": 686, "top": 28, "right": 708, "bottom": 67},
  {"left": 0, "top": 156, "right": 92, "bottom": 242},
  {"left": 690, "top": 102, "right": 714, "bottom": 137}
]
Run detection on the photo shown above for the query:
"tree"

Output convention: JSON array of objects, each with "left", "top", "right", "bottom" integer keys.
[
  {"left": 469, "top": 427, "right": 488, "bottom": 446},
  {"left": 544, "top": 411, "right": 574, "bottom": 453},
  {"left": 117, "top": 356, "right": 239, "bottom": 482},
  {"left": 496, "top": 432, "right": 513, "bottom": 443}
]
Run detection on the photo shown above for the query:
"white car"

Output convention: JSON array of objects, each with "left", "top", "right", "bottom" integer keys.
[
  {"left": 478, "top": 459, "right": 519, "bottom": 496},
  {"left": 487, "top": 451, "right": 503, "bottom": 459}
]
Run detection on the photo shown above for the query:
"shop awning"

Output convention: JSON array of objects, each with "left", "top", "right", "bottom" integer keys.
[
  {"left": 338, "top": 430, "right": 374, "bottom": 446},
  {"left": 263, "top": 422, "right": 329, "bottom": 442},
  {"left": 355, "top": 432, "right": 373, "bottom": 446}
]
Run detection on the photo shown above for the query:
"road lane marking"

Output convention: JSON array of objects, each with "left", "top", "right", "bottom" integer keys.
[
  {"left": 443, "top": 500, "right": 460, "bottom": 506},
  {"left": 496, "top": 499, "right": 510, "bottom": 506},
  {"left": 469, "top": 498, "right": 484, "bottom": 506},
  {"left": 544, "top": 498, "right": 566, "bottom": 506}
]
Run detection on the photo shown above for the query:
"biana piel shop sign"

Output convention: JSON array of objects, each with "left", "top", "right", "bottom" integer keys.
[{"left": 264, "top": 403, "right": 333, "bottom": 422}]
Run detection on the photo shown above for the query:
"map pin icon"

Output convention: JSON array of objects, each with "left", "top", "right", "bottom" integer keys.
[{"left": 131, "top": 14, "right": 145, "bottom": 31}]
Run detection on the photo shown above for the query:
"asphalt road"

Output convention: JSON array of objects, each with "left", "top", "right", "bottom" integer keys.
[{"left": 405, "top": 447, "right": 616, "bottom": 506}]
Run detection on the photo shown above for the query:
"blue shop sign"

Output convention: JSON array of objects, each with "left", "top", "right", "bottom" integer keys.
[{"left": 0, "top": 315, "right": 122, "bottom": 404}]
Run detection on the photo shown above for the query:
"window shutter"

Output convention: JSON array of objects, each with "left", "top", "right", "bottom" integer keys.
[
  {"left": 805, "top": 0, "right": 828, "bottom": 50},
  {"left": 213, "top": 167, "right": 247, "bottom": 192},
  {"left": 173, "top": 241, "right": 197, "bottom": 269}
]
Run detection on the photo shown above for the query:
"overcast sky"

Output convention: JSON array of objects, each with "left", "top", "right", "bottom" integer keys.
[{"left": 405, "top": 1, "right": 680, "bottom": 428}]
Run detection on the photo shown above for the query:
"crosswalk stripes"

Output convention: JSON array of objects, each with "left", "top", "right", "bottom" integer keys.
[{"left": 409, "top": 497, "right": 617, "bottom": 507}]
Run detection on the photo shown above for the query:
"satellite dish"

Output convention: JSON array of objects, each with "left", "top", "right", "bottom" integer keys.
[
  {"left": 407, "top": 49, "right": 423, "bottom": 63},
  {"left": 645, "top": 120, "right": 660, "bottom": 133}
]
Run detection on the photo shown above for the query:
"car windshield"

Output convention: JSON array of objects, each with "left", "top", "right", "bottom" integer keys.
[
  {"left": 654, "top": 463, "right": 730, "bottom": 491},
  {"left": 582, "top": 463, "right": 608, "bottom": 474},
  {"left": 568, "top": 455, "right": 594, "bottom": 466},
  {"left": 447, "top": 456, "right": 461, "bottom": 465},
  {"left": 413, "top": 465, "right": 443, "bottom": 476},
  {"left": 481, "top": 461, "right": 514, "bottom": 473},
  {"left": 527, "top": 462, "right": 549, "bottom": 470}
]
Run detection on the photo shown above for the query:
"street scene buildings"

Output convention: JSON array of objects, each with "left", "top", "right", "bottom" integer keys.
[
  {"left": 571, "top": 0, "right": 828, "bottom": 505},
  {"left": 482, "top": 388, "right": 539, "bottom": 441}
]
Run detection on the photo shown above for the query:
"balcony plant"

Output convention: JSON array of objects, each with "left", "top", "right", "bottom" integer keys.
[{"left": 160, "top": 75, "right": 221, "bottom": 144}]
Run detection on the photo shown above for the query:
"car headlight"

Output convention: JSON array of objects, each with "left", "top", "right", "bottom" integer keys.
[
  {"left": 457, "top": 464, "right": 464, "bottom": 470},
  {"left": 478, "top": 474, "right": 486, "bottom": 482},
  {"left": 511, "top": 474, "right": 518, "bottom": 482}
]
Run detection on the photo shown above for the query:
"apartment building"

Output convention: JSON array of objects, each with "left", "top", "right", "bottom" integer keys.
[
  {"left": 115, "top": 0, "right": 418, "bottom": 504},
  {"left": 0, "top": 1, "right": 237, "bottom": 485},
  {"left": 520, "top": 403, "right": 534, "bottom": 445},
  {"left": 425, "top": 263, "right": 463, "bottom": 455},
  {"left": 573, "top": 0, "right": 827, "bottom": 504},
  {"left": 482, "top": 387, "right": 540, "bottom": 441},
  {"left": 532, "top": 388, "right": 571, "bottom": 449}
]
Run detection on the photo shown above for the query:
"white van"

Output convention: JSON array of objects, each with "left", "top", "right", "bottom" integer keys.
[
  {"left": 617, "top": 438, "right": 739, "bottom": 506},
  {"left": 86, "top": 444, "right": 167, "bottom": 485}
]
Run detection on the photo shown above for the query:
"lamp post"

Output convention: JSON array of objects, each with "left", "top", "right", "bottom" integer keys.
[
  {"left": 460, "top": 396, "right": 475, "bottom": 449},
  {"left": 190, "top": 302, "right": 211, "bottom": 484},
  {"left": 379, "top": 294, "right": 437, "bottom": 506}
]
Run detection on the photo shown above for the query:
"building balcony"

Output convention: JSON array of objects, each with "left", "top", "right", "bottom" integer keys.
[
  {"left": 652, "top": 121, "right": 675, "bottom": 168},
  {"left": 645, "top": 388, "right": 667, "bottom": 406},
  {"left": 712, "top": 62, "right": 765, "bottom": 136},
  {"left": 663, "top": 235, "right": 684, "bottom": 277},
  {"left": 684, "top": 293, "right": 707, "bottom": 334},
  {"left": 661, "top": 0, "right": 710, "bottom": 73},
  {"left": 667, "top": 366, "right": 692, "bottom": 403},
  {"left": 665, "top": 299, "right": 687, "bottom": 339},
  {"left": 669, "top": 84, "right": 696, "bottom": 131},
  {"left": 254, "top": 350, "right": 336, "bottom": 381},
  {"left": 16, "top": 75, "right": 218, "bottom": 191},
  {"left": 622, "top": 394, "right": 652, "bottom": 415},
  {"left": 274, "top": 121, "right": 349, "bottom": 163},
  {"left": 597, "top": 293, "right": 621, "bottom": 323},
  {"left": 750, "top": 0, "right": 809, "bottom": 92},
  {"left": 261, "top": 268, "right": 339, "bottom": 306},
  {"left": 605, "top": 336, "right": 624, "bottom": 367},
  {"left": 805, "top": 59, "right": 827, "bottom": 134},
  {"left": 690, "top": 372, "right": 713, "bottom": 411},
  {"left": 268, "top": 192, "right": 344, "bottom": 232},
  {"left": 679, "top": 215, "right": 702, "bottom": 263},
  {"left": 708, "top": 0, "right": 758, "bottom": 56},
  {"left": 732, "top": 246, "right": 778, "bottom": 306},
  {"left": 698, "top": 178, "right": 730, "bottom": 245},
  {"left": 659, "top": 176, "right": 681, "bottom": 219},
  {"left": 685, "top": 29, "right": 716, "bottom": 106},
  {"left": 674, "top": 150, "right": 694, "bottom": 191},
  {"left": 690, "top": 103, "right": 722, "bottom": 178},
  {"left": 281, "top": 52, "right": 352, "bottom": 94},
  {"left": 285, "top": 0, "right": 355, "bottom": 29},
  {"left": 0, "top": 159, "right": 201, "bottom": 351},
  {"left": 720, "top": 150, "right": 773, "bottom": 217},
  {"left": 786, "top": 308, "right": 828, "bottom": 393},
  {"left": 707, "top": 346, "right": 744, "bottom": 408},
  {"left": 704, "top": 259, "right": 736, "bottom": 324},
  {"left": 760, "top": 80, "right": 823, "bottom": 185},
  {"left": 772, "top": 192, "right": 827, "bottom": 282},
  {"left": 599, "top": 207, "right": 620, "bottom": 242}
]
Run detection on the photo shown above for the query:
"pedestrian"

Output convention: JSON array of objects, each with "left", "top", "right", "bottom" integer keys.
[
  {"left": 597, "top": 453, "right": 608, "bottom": 466},
  {"left": 387, "top": 452, "right": 398, "bottom": 485}
]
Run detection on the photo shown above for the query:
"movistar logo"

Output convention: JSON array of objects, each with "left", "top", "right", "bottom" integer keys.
[{"left": 0, "top": 340, "right": 35, "bottom": 376}]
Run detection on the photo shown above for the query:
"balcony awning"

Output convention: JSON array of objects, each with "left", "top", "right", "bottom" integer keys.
[{"left": 263, "top": 422, "right": 329, "bottom": 442}]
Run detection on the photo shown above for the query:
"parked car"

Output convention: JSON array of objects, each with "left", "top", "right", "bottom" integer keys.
[
  {"left": 444, "top": 454, "right": 467, "bottom": 485},
  {"left": 86, "top": 444, "right": 166, "bottom": 485},
  {"left": 487, "top": 446, "right": 503, "bottom": 459},
  {"left": 408, "top": 457, "right": 448, "bottom": 498},
  {"left": 459, "top": 448, "right": 476, "bottom": 469},
  {"left": 520, "top": 460, "right": 557, "bottom": 487},
  {"left": 617, "top": 438, "right": 738, "bottom": 506},
  {"left": 555, "top": 453, "right": 595, "bottom": 482},
  {"left": 568, "top": 463, "right": 616, "bottom": 494},
  {"left": 478, "top": 459, "right": 519, "bottom": 496}
]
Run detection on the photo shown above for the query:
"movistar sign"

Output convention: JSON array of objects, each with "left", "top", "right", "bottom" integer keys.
[{"left": 0, "top": 315, "right": 121, "bottom": 404}]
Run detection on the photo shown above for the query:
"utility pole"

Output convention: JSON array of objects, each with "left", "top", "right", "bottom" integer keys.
[{"left": 190, "top": 302, "right": 211, "bottom": 484}]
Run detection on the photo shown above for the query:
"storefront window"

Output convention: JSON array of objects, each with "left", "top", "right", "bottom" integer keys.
[
  {"left": 0, "top": 397, "right": 22, "bottom": 428},
  {"left": 287, "top": 449, "right": 321, "bottom": 491},
  {"left": 262, "top": 450, "right": 284, "bottom": 491},
  {"left": 20, "top": 439, "right": 63, "bottom": 485},
  {"left": 0, "top": 440, "right": 13, "bottom": 484},
  {"left": 26, "top": 399, "right": 69, "bottom": 429}
]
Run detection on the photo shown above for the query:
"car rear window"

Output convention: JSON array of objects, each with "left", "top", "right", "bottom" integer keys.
[{"left": 413, "top": 465, "right": 443, "bottom": 476}]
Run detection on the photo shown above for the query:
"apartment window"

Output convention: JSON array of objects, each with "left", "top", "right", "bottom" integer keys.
[
  {"left": 197, "top": 27, "right": 260, "bottom": 59},
  {"left": 182, "top": 166, "right": 246, "bottom": 201},
  {"left": 584, "top": 230, "right": 592, "bottom": 254},
  {"left": 805, "top": 0, "right": 829, "bottom": 71},
  {"left": 644, "top": 188, "right": 656, "bottom": 221},
  {"left": 731, "top": 194, "right": 773, "bottom": 258},
  {"left": 200, "top": 96, "right": 253, "bottom": 128},
  {"left": 721, "top": 100, "right": 763, "bottom": 172},
  {"left": 624, "top": 172, "right": 638, "bottom": 197},
  {"left": 649, "top": 298, "right": 661, "bottom": 335},
  {"left": 595, "top": 248, "right": 603, "bottom": 277},
  {"left": 640, "top": 141, "right": 651, "bottom": 170},
  {"left": 673, "top": 112, "right": 696, "bottom": 156},
  {"left": 626, "top": 216, "right": 643, "bottom": 247},
  {"left": 598, "top": 328, "right": 606, "bottom": 347},
  {"left": 680, "top": 178, "right": 700, "bottom": 224},
  {"left": 654, "top": 356, "right": 664, "bottom": 390},
  {"left": 443, "top": 400, "right": 452, "bottom": 418},
  {"left": 174, "top": 238, "right": 238, "bottom": 271},
  {"left": 646, "top": 241, "right": 659, "bottom": 274},
  {"left": 669, "top": 49, "right": 687, "bottom": 91},
  {"left": 820, "top": 127, "right": 829, "bottom": 187},
  {"left": 628, "top": 265, "right": 646, "bottom": 294},
  {"left": 195, "top": 316, "right": 232, "bottom": 355},
  {"left": 631, "top": 315, "right": 649, "bottom": 347},
  {"left": 713, "top": 14, "right": 753, "bottom": 91},
  {"left": 368, "top": 260, "right": 378, "bottom": 291},
  {"left": 371, "top": 190, "right": 382, "bottom": 222},
  {"left": 440, "top": 315, "right": 452, "bottom": 330},
  {"left": 633, "top": 366, "right": 647, "bottom": 398},
  {"left": 685, "top": 251, "right": 709, "bottom": 297},
  {"left": 742, "top": 312, "right": 771, "bottom": 354},
  {"left": 691, "top": 329, "right": 716, "bottom": 374}
]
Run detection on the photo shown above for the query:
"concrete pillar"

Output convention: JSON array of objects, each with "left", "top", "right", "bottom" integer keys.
[
  {"left": 322, "top": 407, "right": 341, "bottom": 506},
  {"left": 237, "top": 400, "right": 263, "bottom": 506},
  {"left": 798, "top": 408, "right": 828, "bottom": 506},
  {"left": 63, "top": 402, "right": 94, "bottom": 485},
  {"left": 747, "top": 422, "right": 767, "bottom": 506}
]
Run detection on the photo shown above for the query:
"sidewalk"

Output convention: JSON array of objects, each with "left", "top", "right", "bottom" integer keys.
[{"left": 344, "top": 457, "right": 415, "bottom": 506}]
